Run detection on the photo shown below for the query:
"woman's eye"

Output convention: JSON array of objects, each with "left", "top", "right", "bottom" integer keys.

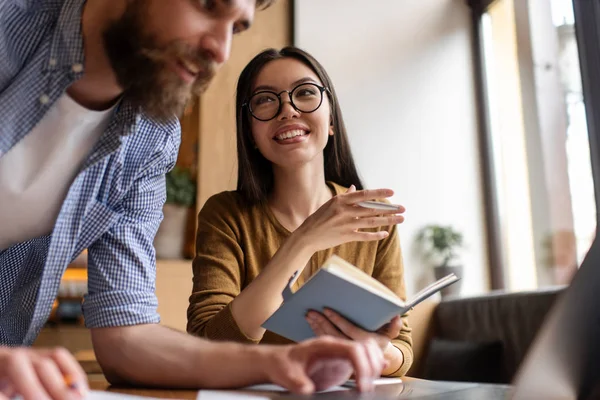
[
  {"left": 297, "top": 89, "right": 317, "bottom": 97},
  {"left": 255, "top": 95, "right": 276, "bottom": 105},
  {"left": 198, "top": 0, "right": 216, "bottom": 12}
]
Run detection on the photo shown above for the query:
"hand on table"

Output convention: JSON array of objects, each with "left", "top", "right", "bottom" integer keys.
[{"left": 261, "top": 336, "right": 385, "bottom": 394}]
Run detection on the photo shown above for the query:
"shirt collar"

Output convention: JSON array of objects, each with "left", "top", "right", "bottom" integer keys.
[
  {"left": 45, "top": 0, "right": 145, "bottom": 136},
  {"left": 45, "top": 0, "right": 86, "bottom": 77}
]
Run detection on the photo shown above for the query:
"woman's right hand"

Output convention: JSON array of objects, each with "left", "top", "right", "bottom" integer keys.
[{"left": 295, "top": 186, "right": 405, "bottom": 253}]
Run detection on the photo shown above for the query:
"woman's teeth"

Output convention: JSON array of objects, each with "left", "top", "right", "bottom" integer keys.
[{"left": 275, "top": 130, "right": 308, "bottom": 141}]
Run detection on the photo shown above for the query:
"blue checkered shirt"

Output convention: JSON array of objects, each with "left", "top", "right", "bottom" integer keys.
[{"left": 0, "top": 0, "right": 181, "bottom": 345}]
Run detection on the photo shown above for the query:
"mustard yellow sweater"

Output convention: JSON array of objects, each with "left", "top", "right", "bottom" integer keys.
[{"left": 187, "top": 182, "right": 413, "bottom": 377}]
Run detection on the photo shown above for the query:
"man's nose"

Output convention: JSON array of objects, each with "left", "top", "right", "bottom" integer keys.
[{"left": 200, "top": 24, "right": 232, "bottom": 65}]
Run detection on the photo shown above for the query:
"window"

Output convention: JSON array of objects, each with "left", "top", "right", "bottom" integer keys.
[{"left": 480, "top": 0, "right": 596, "bottom": 291}]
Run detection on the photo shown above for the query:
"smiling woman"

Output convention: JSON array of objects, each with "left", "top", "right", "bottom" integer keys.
[{"left": 187, "top": 46, "right": 414, "bottom": 378}]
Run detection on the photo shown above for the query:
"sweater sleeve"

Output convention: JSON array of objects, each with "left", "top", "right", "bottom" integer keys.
[
  {"left": 186, "top": 193, "right": 260, "bottom": 344},
  {"left": 372, "top": 223, "right": 414, "bottom": 377}
]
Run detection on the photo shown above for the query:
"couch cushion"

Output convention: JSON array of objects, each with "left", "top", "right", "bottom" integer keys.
[
  {"left": 431, "top": 287, "right": 565, "bottom": 382},
  {"left": 422, "top": 338, "right": 507, "bottom": 383}
]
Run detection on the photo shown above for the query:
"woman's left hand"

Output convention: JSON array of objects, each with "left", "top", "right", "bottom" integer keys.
[
  {"left": 305, "top": 309, "right": 402, "bottom": 352},
  {"left": 306, "top": 309, "right": 405, "bottom": 376}
]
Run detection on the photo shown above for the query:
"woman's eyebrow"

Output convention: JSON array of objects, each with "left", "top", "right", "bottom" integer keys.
[{"left": 253, "top": 77, "right": 319, "bottom": 93}]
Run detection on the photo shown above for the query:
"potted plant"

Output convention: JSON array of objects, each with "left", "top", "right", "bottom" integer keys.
[
  {"left": 416, "top": 224, "right": 464, "bottom": 298},
  {"left": 154, "top": 166, "right": 196, "bottom": 259}
]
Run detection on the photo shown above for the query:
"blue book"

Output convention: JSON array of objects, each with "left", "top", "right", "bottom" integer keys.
[{"left": 262, "top": 255, "right": 459, "bottom": 343}]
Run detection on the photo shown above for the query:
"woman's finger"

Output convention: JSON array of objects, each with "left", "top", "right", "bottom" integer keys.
[
  {"left": 378, "top": 316, "right": 403, "bottom": 339},
  {"left": 341, "top": 189, "right": 395, "bottom": 204},
  {"left": 306, "top": 312, "right": 346, "bottom": 338},
  {"left": 352, "top": 215, "right": 404, "bottom": 229},
  {"left": 351, "top": 231, "right": 390, "bottom": 242},
  {"left": 352, "top": 204, "right": 405, "bottom": 216},
  {"left": 322, "top": 309, "right": 367, "bottom": 341}
]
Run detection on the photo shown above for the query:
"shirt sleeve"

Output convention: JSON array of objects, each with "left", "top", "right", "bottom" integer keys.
[
  {"left": 186, "top": 195, "right": 260, "bottom": 343},
  {"left": 81, "top": 129, "right": 178, "bottom": 329},
  {"left": 372, "top": 223, "right": 414, "bottom": 377}
]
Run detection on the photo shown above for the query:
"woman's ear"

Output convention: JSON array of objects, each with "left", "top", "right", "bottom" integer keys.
[{"left": 329, "top": 115, "right": 334, "bottom": 136}]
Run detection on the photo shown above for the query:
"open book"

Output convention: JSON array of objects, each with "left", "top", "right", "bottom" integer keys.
[{"left": 262, "top": 255, "right": 459, "bottom": 343}]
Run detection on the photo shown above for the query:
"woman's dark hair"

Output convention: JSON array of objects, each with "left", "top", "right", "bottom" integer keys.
[{"left": 235, "top": 46, "right": 364, "bottom": 203}]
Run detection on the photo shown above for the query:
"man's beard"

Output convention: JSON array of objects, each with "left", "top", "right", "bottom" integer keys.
[{"left": 102, "top": 1, "right": 216, "bottom": 121}]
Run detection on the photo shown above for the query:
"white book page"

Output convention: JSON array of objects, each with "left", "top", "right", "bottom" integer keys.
[
  {"left": 85, "top": 391, "right": 175, "bottom": 400},
  {"left": 406, "top": 273, "right": 459, "bottom": 308},
  {"left": 342, "top": 377, "right": 403, "bottom": 387},
  {"left": 196, "top": 390, "right": 271, "bottom": 399},
  {"left": 14, "top": 391, "right": 171, "bottom": 400}
]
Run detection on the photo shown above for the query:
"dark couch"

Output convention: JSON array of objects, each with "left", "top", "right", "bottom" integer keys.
[{"left": 408, "top": 286, "right": 566, "bottom": 384}]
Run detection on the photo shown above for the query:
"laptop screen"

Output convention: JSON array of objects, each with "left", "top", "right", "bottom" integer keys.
[{"left": 511, "top": 236, "right": 600, "bottom": 399}]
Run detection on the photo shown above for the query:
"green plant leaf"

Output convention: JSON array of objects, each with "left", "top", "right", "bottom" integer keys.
[
  {"left": 415, "top": 224, "right": 464, "bottom": 266},
  {"left": 165, "top": 166, "right": 196, "bottom": 207}
]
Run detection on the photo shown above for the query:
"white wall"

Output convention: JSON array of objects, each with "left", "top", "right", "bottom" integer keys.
[{"left": 295, "top": 0, "right": 489, "bottom": 296}]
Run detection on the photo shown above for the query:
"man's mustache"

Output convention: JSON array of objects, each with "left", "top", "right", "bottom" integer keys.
[{"left": 141, "top": 43, "right": 217, "bottom": 86}]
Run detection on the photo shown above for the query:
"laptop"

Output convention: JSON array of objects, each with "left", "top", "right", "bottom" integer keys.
[
  {"left": 509, "top": 235, "right": 600, "bottom": 399},
  {"left": 420, "top": 235, "right": 600, "bottom": 399}
]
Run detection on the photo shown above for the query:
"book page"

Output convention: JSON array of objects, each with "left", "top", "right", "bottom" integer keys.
[
  {"left": 323, "top": 255, "right": 403, "bottom": 306},
  {"left": 197, "top": 390, "right": 271, "bottom": 399},
  {"left": 407, "top": 273, "right": 459, "bottom": 308},
  {"left": 86, "top": 391, "right": 169, "bottom": 400},
  {"left": 342, "top": 377, "right": 403, "bottom": 387}
]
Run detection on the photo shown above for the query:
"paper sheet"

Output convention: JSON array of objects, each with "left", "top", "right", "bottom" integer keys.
[
  {"left": 342, "top": 377, "right": 403, "bottom": 387},
  {"left": 15, "top": 391, "right": 177, "bottom": 400},
  {"left": 240, "top": 383, "right": 348, "bottom": 393},
  {"left": 86, "top": 390, "right": 176, "bottom": 400},
  {"left": 196, "top": 390, "right": 271, "bottom": 399}
]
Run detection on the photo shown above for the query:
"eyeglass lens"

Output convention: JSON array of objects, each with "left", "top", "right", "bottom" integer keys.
[{"left": 249, "top": 83, "right": 324, "bottom": 121}]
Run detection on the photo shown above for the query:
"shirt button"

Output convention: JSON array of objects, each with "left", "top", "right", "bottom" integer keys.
[
  {"left": 39, "top": 94, "right": 50, "bottom": 105},
  {"left": 48, "top": 58, "right": 57, "bottom": 67},
  {"left": 72, "top": 64, "right": 84, "bottom": 73}
]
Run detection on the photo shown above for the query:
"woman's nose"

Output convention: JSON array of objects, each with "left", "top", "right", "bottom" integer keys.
[{"left": 277, "top": 92, "right": 299, "bottom": 120}]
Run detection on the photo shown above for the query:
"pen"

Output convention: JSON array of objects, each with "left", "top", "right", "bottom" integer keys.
[{"left": 357, "top": 201, "right": 402, "bottom": 211}]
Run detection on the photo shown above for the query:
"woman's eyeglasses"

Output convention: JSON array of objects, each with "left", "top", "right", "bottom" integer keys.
[{"left": 244, "top": 82, "right": 329, "bottom": 122}]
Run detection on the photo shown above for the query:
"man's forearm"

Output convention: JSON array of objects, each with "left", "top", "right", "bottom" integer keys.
[{"left": 91, "top": 324, "right": 271, "bottom": 388}]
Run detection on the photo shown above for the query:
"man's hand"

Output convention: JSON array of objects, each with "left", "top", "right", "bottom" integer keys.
[
  {"left": 0, "top": 347, "right": 88, "bottom": 400},
  {"left": 260, "top": 336, "right": 385, "bottom": 394}
]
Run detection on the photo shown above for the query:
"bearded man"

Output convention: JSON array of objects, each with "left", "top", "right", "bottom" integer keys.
[{"left": 0, "top": 1, "right": 385, "bottom": 399}]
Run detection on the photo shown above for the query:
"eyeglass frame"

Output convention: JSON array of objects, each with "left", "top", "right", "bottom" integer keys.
[{"left": 243, "top": 82, "right": 330, "bottom": 122}]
